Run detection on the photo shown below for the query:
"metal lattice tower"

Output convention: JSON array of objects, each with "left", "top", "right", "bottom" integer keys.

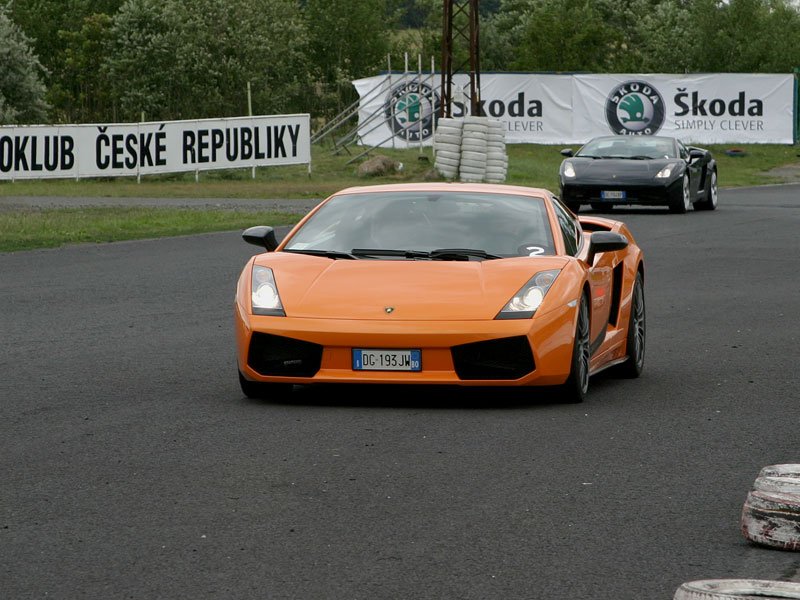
[{"left": 440, "top": 0, "right": 481, "bottom": 118}]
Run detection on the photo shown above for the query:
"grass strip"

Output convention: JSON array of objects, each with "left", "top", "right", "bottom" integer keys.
[{"left": 0, "top": 207, "right": 301, "bottom": 252}]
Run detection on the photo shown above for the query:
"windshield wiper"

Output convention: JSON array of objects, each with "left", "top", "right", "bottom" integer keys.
[
  {"left": 283, "top": 248, "right": 357, "bottom": 259},
  {"left": 351, "top": 248, "right": 501, "bottom": 261},
  {"left": 351, "top": 248, "right": 431, "bottom": 259},
  {"left": 428, "top": 248, "right": 502, "bottom": 261}
]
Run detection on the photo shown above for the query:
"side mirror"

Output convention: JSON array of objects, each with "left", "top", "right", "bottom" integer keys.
[
  {"left": 586, "top": 231, "right": 628, "bottom": 265},
  {"left": 242, "top": 225, "right": 279, "bottom": 251},
  {"left": 560, "top": 148, "right": 574, "bottom": 157},
  {"left": 689, "top": 148, "right": 705, "bottom": 160}
]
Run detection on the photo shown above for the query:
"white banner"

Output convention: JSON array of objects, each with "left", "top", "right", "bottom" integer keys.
[
  {"left": 0, "top": 114, "right": 311, "bottom": 180},
  {"left": 353, "top": 73, "right": 795, "bottom": 145}
]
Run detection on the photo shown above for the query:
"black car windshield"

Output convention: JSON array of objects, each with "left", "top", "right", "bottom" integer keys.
[
  {"left": 282, "top": 191, "right": 556, "bottom": 259},
  {"left": 577, "top": 137, "right": 677, "bottom": 160}
]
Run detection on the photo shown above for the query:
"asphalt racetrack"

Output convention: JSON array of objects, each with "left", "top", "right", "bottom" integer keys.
[{"left": 2, "top": 185, "right": 799, "bottom": 599}]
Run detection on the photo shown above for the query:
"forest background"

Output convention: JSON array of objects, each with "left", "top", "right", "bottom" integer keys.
[{"left": 2, "top": 0, "right": 800, "bottom": 128}]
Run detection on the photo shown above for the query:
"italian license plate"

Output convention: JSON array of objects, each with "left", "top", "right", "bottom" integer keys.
[
  {"left": 601, "top": 190, "right": 626, "bottom": 200},
  {"left": 352, "top": 349, "right": 422, "bottom": 371}
]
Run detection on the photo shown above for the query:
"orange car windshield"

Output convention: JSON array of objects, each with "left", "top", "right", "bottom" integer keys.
[{"left": 283, "top": 191, "right": 556, "bottom": 258}]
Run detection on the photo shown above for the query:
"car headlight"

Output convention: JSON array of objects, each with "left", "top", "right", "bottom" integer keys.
[
  {"left": 656, "top": 164, "right": 675, "bottom": 178},
  {"left": 496, "top": 269, "right": 560, "bottom": 319},
  {"left": 562, "top": 162, "right": 576, "bottom": 178},
  {"left": 251, "top": 265, "right": 285, "bottom": 316}
]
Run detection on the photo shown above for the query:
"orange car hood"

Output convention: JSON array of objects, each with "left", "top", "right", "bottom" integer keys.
[{"left": 259, "top": 253, "right": 569, "bottom": 320}]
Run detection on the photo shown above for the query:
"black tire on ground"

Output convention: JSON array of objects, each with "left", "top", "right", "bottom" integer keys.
[
  {"left": 614, "top": 271, "right": 645, "bottom": 378},
  {"left": 238, "top": 370, "right": 293, "bottom": 399},
  {"left": 554, "top": 293, "right": 590, "bottom": 403},
  {"left": 693, "top": 168, "right": 718, "bottom": 211},
  {"left": 590, "top": 203, "right": 611, "bottom": 211},
  {"left": 564, "top": 201, "right": 581, "bottom": 213},
  {"left": 668, "top": 174, "right": 691, "bottom": 213}
]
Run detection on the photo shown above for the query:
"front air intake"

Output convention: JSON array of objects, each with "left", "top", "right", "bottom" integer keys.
[
  {"left": 247, "top": 333, "right": 322, "bottom": 377},
  {"left": 451, "top": 336, "right": 535, "bottom": 380}
]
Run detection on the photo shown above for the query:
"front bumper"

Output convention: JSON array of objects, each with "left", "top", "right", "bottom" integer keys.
[
  {"left": 235, "top": 303, "right": 576, "bottom": 387},
  {"left": 560, "top": 179, "right": 680, "bottom": 206}
]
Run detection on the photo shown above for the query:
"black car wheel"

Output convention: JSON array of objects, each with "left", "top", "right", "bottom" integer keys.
[
  {"left": 556, "top": 293, "right": 590, "bottom": 403},
  {"left": 614, "top": 272, "right": 645, "bottom": 378},
  {"left": 693, "top": 168, "right": 718, "bottom": 211},
  {"left": 238, "top": 370, "right": 293, "bottom": 399},
  {"left": 669, "top": 174, "right": 691, "bottom": 213},
  {"left": 591, "top": 203, "right": 612, "bottom": 212},
  {"left": 564, "top": 200, "right": 581, "bottom": 214}
]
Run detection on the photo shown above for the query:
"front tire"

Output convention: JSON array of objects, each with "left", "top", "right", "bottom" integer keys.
[
  {"left": 615, "top": 272, "right": 645, "bottom": 378},
  {"left": 693, "top": 168, "right": 718, "bottom": 211},
  {"left": 238, "top": 370, "right": 293, "bottom": 399},
  {"left": 669, "top": 174, "right": 691, "bottom": 213},
  {"left": 555, "top": 293, "right": 590, "bottom": 403}
]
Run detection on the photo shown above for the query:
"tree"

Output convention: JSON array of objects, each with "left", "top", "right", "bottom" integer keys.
[
  {"left": 0, "top": 6, "right": 49, "bottom": 124},
  {"left": 104, "top": 0, "right": 310, "bottom": 121},
  {"left": 304, "top": 0, "right": 394, "bottom": 117},
  {"left": 483, "top": 0, "right": 622, "bottom": 72}
]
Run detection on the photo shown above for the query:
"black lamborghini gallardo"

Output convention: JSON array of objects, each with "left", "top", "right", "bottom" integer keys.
[{"left": 558, "top": 135, "right": 718, "bottom": 214}]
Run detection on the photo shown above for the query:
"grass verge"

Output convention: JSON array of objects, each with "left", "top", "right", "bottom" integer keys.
[{"left": 0, "top": 207, "right": 300, "bottom": 253}]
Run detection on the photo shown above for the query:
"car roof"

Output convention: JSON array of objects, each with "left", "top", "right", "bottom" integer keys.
[
  {"left": 329, "top": 182, "right": 553, "bottom": 198},
  {"left": 587, "top": 135, "right": 676, "bottom": 143}
]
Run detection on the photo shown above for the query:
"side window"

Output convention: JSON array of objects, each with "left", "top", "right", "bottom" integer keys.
[
  {"left": 678, "top": 141, "right": 689, "bottom": 160},
  {"left": 551, "top": 197, "right": 581, "bottom": 256}
]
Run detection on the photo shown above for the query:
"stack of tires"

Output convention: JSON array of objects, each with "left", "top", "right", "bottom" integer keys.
[
  {"left": 459, "top": 117, "right": 489, "bottom": 183},
  {"left": 432, "top": 118, "right": 463, "bottom": 180},
  {"left": 740, "top": 463, "right": 800, "bottom": 550},
  {"left": 671, "top": 464, "right": 800, "bottom": 599},
  {"left": 485, "top": 119, "right": 508, "bottom": 183},
  {"left": 433, "top": 116, "right": 507, "bottom": 183}
]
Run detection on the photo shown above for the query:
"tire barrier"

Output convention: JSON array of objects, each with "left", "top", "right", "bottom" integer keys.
[
  {"left": 433, "top": 116, "right": 507, "bottom": 183},
  {"left": 433, "top": 117, "right": 463, "bottom": 180},
  {"left": 459, "top": 117, "right": 488, "bottom": 183},
  {"left": 741, "top": 463, "right": 800, "bottom": 551},
  {"left": 673, "top": 579, "right": 800, "bottom": 599},
  {"left": 485, "top": 119, "right": 508, "bottom": 183}
]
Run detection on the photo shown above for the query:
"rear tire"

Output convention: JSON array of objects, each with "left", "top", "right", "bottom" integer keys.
[
  {"left": 615, "top": 272, "right": 645, "bottom": 378},
  {"left": 555, "top": 293, "right": 590, "bottom": 403},
  {"left": 564, "top": 200, "right": 581, "bottom": 214},
  {"left": 238, "top": 370, "right": 292, "bottom": 399}
]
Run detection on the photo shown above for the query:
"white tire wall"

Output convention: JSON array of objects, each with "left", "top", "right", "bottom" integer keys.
[
  {"left": 459, "top": 117, "right": 488, "bottom": 182},
  {"left": 485, "top": 119, "right": 508, "bottom": 183},
  {"left": 433, "top": 117, "right": 507, "bottom": 183},
  {"left": 741, "top": 463, "right": 800, "bottom": 550},
  {"left": 434, "top": 117, "right": 464, "bottom": 179},
  {"left": 673, "top": 579, "right": 800, "bottom": 600}
]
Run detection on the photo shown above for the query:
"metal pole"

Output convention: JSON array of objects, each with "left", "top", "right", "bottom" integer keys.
[{"left": 248, "top": 81, "right": 255, "bottom": 179}]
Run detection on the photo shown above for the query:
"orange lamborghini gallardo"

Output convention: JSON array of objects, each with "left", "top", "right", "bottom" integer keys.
[{"left": 234, "top": 183, "right": 645, "bottom": 403}]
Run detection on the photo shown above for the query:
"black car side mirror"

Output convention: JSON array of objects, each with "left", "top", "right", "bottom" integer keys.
[
  {"left": 689, "top": 148, "right": 705, "bottom": 160},
  {"left": 586, "top": 231, "right": 628, "bottom": 265},
  {"left": 242, "top": 225, "right": 279, "bottom": 251},
  {"left": 560, "top": 148, "right": 574, "bottom": 157}
]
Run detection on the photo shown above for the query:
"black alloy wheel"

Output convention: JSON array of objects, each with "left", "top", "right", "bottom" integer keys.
[
  {"left": 556, "top": 293, "right": 590, "bottom": 403},
  {"left": 615, "top": 272, "right": 645, "bottom": 378},
  {"left": 669, "top": 174, "right": 691, "bottom": 213}
]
